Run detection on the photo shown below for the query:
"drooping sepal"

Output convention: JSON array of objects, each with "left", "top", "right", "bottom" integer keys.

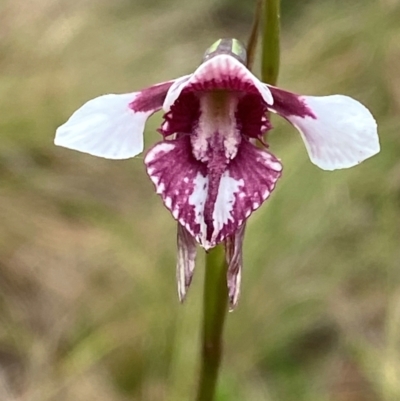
[
  {"left": 225, "top": 224, "right": 246, "bottom": 310},
  {"left": 176, "top": 224, "right": 197, "bottom": 302}
]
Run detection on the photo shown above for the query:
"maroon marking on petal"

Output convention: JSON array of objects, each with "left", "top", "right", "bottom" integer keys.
[
  {"left": 211, "top": 139, "right": 282, "bottom": 246},
  {"left": 179, "top": 55, "right": 267, "bottom": 99},
  {"left": 168, "top": 55, "right": 272, "bottom": 109},
  {"left": 129, "top": 81, "right": 174, "bottom": 113},
  {"left": 159, "top": 92, "right": 200, "bottom": 137},
  {"left": 236, "top": 93, "right": 272, "bottom": 140},
  {"left": 183, "top": 77, "right": 260, "bottom": 95},
  {"left": 144, "top": 136, "right": 207, "bottom": 240},
  {"left": 145, "top": 136, "right": 282, "bottom": 249},
  {"left": 268, "top": 86, "right": 316, "bottom": 119}
]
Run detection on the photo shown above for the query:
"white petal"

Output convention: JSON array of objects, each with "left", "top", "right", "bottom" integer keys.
[
  {"left": 55, "top": 93, "right": 151, "bottom": 159},
  {"left": 55, "top": 78, "right": 180, "bottom": 159},
  {"left": 277, "top": 94, "right": 379, "bottom": 170}
]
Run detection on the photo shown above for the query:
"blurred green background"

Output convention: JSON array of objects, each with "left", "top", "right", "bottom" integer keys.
[{"left": 1, "top": 0, "right": 400, "bottom": 400}]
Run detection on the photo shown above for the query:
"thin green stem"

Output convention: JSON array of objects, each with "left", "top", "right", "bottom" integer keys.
[
  {"left": 261, "top": 0, "right": 281, "bottom": 85},
  {"left": 194, "top": 3, "right": 281, "bottom": 399},
  {"left": 196, "top": 245, "right": 228, "bottom": 401}
]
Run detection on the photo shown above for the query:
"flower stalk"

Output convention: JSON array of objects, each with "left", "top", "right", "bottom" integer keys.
[
  {"left": 261, "top": 0, "right": 281, "bottom": 85},
  {"left": 196, "top": 245, "right": 228, "bottom": 401},
  {"left": 196, "top": 2, "right": 282, "bottom": 400}
]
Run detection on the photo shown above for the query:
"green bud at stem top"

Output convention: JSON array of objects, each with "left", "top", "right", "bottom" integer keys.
[{"left": 203, "top": 38, "right": 247, "bottom": 65}]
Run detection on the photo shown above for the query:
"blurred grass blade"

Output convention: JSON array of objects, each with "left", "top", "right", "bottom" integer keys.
[
  {"left": 246, "top": 0, "right": 263, "bottom": 71},
  {"left": 261, "top": 0, "right": 281, "bottom": 85}
]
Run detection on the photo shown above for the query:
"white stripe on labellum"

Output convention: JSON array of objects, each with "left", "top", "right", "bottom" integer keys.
[
  {"left": 212, "top": 172, "right": 244, "bottom": 243},
  {"left": 207, "top": 139, "right": 282, "bottom": 247},
  {"left": 187, "top": 172, "right": 208, "bottom": 244}
]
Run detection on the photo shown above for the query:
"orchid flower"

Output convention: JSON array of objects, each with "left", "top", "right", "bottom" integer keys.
[{"left": 55, "top": 38, "right": 379, "bottom": 307}]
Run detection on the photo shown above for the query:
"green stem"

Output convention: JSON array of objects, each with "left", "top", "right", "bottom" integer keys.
[
  {"left": 261, "top": 0, "right": 281, "bottom": 85},
  {"left": 196, "top": 245, "right": 228, "bottom": 401},
  {"left": 194, "top": 3, "right": 281, "bottom": 399}
]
